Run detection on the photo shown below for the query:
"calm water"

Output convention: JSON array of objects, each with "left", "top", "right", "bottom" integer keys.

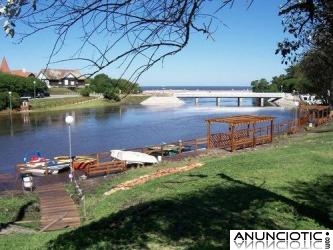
[{"left": 0, "top": 95, "right": 295, "bottom": 173}]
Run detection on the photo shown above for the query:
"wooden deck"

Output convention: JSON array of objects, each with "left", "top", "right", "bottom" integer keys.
[{"left": 37, "top": 183, "right": 81, "bottom": 231}]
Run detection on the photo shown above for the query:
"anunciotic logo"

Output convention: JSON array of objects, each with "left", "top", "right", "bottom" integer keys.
[{"left": 230, "top": 230, "right": 332, "bottom": 250}]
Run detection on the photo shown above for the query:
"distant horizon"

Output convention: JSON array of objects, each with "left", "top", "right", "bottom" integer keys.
[{"left": 140, "top": 83, "right": 250, "bottom": 87}]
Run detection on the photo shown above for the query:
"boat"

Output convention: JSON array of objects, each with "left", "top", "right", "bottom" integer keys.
[
  {"left": 110, "top": 150, "right": 158, "bottom": 165},
  {"left": 25, "top": 155, "right": 49, "bottom": 168},
  {"left": 19, "top": 167, "right": 47, "bottom": 176},
  {"left": 47, "top": 161, "right": 70, "bottom": 174},
  {"left": 54, "top": 155, "right": 97, "bottom": 170},
  {"left": 147, "top": 144, "right": 192, "bottom": 156}
]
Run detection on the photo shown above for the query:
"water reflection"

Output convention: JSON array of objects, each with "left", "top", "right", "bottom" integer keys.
[{"left": 0, "top": 104, "right": 294, "bottom": 173}]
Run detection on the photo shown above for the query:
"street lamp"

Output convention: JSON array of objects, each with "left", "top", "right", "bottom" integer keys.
[
  {"left": 294, "top": 101, "right": 300, "bottom": 130},
  {"left": 8, "top": 91, "right": 13, "bottom": 136},
  {"left": 33, "top": 81, "right": 36, "bottom": 99},
  {"left": 65, "top": 115, "right": 74, "bottom": 182},
  {"left": 8, "top": 91, "right": 12, "bottom": 112}
]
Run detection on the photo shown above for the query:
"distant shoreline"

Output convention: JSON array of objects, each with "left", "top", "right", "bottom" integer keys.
[{"left": 141, "top": 85, "right": 251, "bottom": 91}]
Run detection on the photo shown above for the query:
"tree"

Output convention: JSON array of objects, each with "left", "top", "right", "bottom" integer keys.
[
  {"left": 251, "top": 79, "right": 271, "bottom": 92},
  {"left": 111, "top": 79, "right": 141, "bottom": 95},
  {"left": 299, "top": 48, "right": 333, "bottom": 104},
  {"left": 104, "top": 88, "right": 121, "bottom": 102},
  {"left": 0, "top": 0, "right": 251, "bottom": 82},
  {"left": 277, "top": 0, "right": 333, "bottom": 64},
  {"left": 89, "top": 74, "right": 112, "bottom": 94},
  {"left": 79, "top": 88, "right": 90, "bottom": 97},
  {"left": 0, "top": 73, "right": 47, "bottom": 96},
  {"left": 0, "top": 91, "right": 20, "bottom": 110}
]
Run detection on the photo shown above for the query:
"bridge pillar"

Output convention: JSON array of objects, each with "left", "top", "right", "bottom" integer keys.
[
  {"left": 216, "top": 97, "right": 221, "bottom": 106},
  {"left": 237, "top": 98, "right": 242, "bottom": 107},
  {"left": 195, "top": 97, "right": 199, "bottom": 105},
  {"left": 260, "top": 98, "right": 264, "bottom": 107}
]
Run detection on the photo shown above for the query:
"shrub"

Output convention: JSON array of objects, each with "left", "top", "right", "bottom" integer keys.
[
  {"left": 104, "top": 88, "right": 120, "bottom": 101},
  {"left": 80, "top": 88, "right": 90, "bottom": 97},
  {"left": 0, "top": 91, "right": 21, "bottom": 110}
]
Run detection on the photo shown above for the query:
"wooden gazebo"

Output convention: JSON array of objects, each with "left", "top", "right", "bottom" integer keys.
[
  {"left": 207, "top": 115, "right": 275, "bottom": 152},
  {"left": 300, "top": 105, "right": 330, "bottom": 126}
]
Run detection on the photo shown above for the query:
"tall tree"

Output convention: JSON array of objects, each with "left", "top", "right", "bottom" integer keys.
[
  {"left": 277, "top": 0, "right": 333, "bottom": 63},
  {"left": 278, "top": 0, "right": 333, "bottom": 104}
]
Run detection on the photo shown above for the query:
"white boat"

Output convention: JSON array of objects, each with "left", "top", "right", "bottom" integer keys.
[
  {"left": 110, "top": 150, "right": 158, "bottom": 165},
  {"left": 19, "top": 168, "right": 46, "bottom": 176}
]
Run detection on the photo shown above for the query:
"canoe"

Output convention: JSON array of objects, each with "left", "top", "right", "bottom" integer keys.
[
  {"left": 54, "top": 155, "right": 97, "bottom": 170},
  {"left": 110, "top": 150, "right": 158, "bottom": 165}
]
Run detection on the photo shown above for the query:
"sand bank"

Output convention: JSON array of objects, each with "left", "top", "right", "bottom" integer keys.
[{"left": 140, "top": 96, "right": 185, "bottom": 106}]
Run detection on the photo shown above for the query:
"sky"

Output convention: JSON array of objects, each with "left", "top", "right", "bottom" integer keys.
[{"left": 0, "top": 1, "right": 287, "bottom": 86}]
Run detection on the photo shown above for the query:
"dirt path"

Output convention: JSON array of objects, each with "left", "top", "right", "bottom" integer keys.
[{"left": 104, "top": 162, "right": 203, "bottom": 196}]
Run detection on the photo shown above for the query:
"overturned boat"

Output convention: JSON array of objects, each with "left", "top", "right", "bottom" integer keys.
[{"left": 110, "top": 150, "right": 158, "bottom": 165}]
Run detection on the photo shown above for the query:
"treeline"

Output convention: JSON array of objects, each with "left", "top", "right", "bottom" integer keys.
[
  {"left": 252, "top": 49, "right": 333, "bottom": 105},
  {"left": 0, "top": 73, "right": 47, "bottom": 110},
  {"left": 251, "top": 65, "right": 311, "bottom": 93},
  {"left": 81, "top": 74, "right": 141, "bottom": 101}
]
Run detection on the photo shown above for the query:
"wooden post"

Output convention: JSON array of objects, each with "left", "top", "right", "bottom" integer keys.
[
  {"left": 270, "top": 119, "right": 274, "bottom": 142},
  {"left": 247, "top": 123, "right": 250, "bottom": 137},
  {"left": 231, "top": 125, "right": 235, "bottom": 152},
  {"left": 207, "top": 121, "right": 211, "bottom": 149},
  {"left": 160, "top": 144, "right": 164, "bottom": 157},
  {"left": 96, "top": 153, "right": 100, "bottom": 164},
  {"left": 45, "top": 161, "right": 48, "bottom": 175},
  {"left": 252, "top": 123, "right": 256, "bottom": 148},
  {"left": 178, "top": 140, "right": 182, "bottom": 154}
]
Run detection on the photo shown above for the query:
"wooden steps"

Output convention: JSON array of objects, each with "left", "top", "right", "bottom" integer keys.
[{"left": 37, "top": 183, "right": 80, "bottom": 231}]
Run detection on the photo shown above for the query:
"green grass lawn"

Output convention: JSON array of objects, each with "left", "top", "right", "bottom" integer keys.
[
  {"left": 0, "top": 193, "right": 39, "bottom": 228},
  {"left": 29, "top": 97, "right": 97, "bottom": 110},
  {"left": 1, "top": 128, "right": 332, "bottom": 249},
  {"left": 48, "top": 88, "right": 78, "bottom": 95},
  {"left": 28, "top": 95, "right": 149, "bottom": 112}
]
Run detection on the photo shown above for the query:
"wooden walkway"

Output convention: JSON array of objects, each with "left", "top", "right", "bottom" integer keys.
[{"left": 37, "top": 183, "right": 81, "bottom": 231}]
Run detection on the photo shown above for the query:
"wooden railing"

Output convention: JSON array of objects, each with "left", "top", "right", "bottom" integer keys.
[
  {"left": 84, "top": 160, "right": 126, "bottom": 177},
  {"left": 87, "top": 111, "right": 331, "bottom": 163}
]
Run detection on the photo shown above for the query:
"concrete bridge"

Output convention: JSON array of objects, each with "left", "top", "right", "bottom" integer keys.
[{"left": 171, "top": 90, "right": 285, "bottom": 106}]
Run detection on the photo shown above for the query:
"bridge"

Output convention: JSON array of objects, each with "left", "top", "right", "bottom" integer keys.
[{"left": 170, "top": 90, "right": 285, "bottom": 106}]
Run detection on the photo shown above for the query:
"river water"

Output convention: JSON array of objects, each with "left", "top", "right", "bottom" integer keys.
[{"left": 0, "top": 97, "right": 294, "bottom": 173}]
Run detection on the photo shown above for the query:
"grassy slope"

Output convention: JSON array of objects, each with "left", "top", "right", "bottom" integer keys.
[
  {"left": 29, "top": 95, "right": 149, "bottom": 112},
  {"left": 1, "top": 128, "right": 332, "bottom": 249},
  {"left": 0, "top": 194, "right": 38, "bottom": 226}
]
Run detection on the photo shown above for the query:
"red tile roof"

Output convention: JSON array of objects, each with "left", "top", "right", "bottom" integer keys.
[
  {"left": 0, "top": 57, "right": 35, "bottom": 77},
  {"left": 0, "top": 57, "right": 10, "bottom": 73},
  {"left": 11, "top": 70, "right": 35, "bottom": 78}
]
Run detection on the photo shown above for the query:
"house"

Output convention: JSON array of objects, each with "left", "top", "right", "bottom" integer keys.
[
  {"left": 37, "top": 69, "right": 86, "bottom": 88},
  {"left": 0, "top": 57, "right": 35, "bottom": 77}
]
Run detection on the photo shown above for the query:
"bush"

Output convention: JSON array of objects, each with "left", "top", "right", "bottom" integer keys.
[
  {"left": 0, "top": 91, "right": 21, "bottom": 110},
  {"left": 0, "top": 73, "right": 47, "bottom": 97},
  {"left": 80, "top": 88, "right": 90, "bottom": 97},
  {"left": 103, "top": 88, "right": 120, "bottom": 101}
]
